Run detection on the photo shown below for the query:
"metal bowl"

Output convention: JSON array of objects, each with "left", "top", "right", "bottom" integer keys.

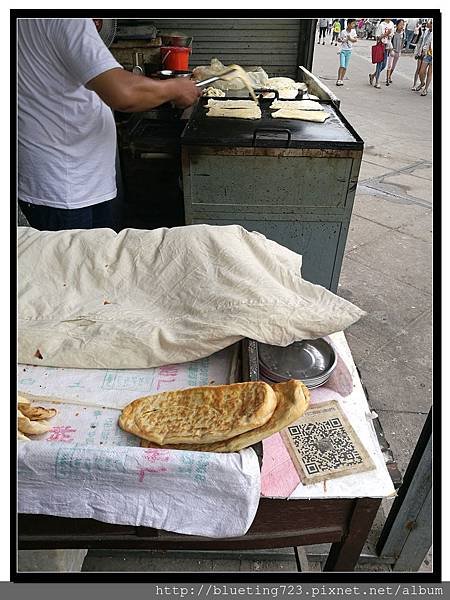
[
  {"left": 158, "top": 69, "right": 192, "bottom": 79},
  {"left": 258, "top": 338, "right": 337, "bottom": 389}
]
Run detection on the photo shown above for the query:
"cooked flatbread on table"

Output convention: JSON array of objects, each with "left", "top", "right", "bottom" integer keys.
[
  {"left": 140, "top": 379, "right": 310, "bottom": 452},
  {"left": 17, "top": 409, "right": 52, "bottom": 435},
  {"left": 17, "top": 393, "right": 58, "bottom": 440},
  {"left": 119, "top": 381, "right": 277, "bottom": 445},
  {"left": 18, "top": 403, "right": 57, "bottom": 421}
]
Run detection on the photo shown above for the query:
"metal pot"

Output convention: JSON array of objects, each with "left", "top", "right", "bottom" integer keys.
[{"left": 161, "top": 34, "right": 193, "bottom": 47}]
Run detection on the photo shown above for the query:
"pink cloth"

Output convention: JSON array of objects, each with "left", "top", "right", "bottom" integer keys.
[
  {"left": 261, "top": 433, "right": 301, "bottom": 497},
  {"left": 260, "top": 343, "right": 353, "bottom": 498}
]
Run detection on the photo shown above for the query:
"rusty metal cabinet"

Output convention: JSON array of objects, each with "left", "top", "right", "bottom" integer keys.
[{"left": 182, "top": 99, "right": 363, "bottom": 292}]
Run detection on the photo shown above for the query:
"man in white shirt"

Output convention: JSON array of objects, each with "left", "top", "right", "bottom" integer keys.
[{"left": 18, "top": 18, "right": 201, "bottom": 230}]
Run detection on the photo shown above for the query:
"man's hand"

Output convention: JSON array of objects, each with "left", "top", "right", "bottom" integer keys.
[
  {"left": 86, "top": 68, "right": 201, "bottom": 112},
  {"left": 169, "top": 78, "right": 202, "bottom": 108}
]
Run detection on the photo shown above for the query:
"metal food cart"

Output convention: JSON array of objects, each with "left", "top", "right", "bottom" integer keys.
[
  {"left": 17, "top": 18, "right": 401, "bottom": 574},
  {"left": 181, "top": 99, "right": 363, "bottom": 292}
]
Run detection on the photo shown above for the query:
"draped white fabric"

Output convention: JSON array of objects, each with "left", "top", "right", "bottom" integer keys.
[{"left": 18, "top": 225, "right": 365, "bottom": 369}]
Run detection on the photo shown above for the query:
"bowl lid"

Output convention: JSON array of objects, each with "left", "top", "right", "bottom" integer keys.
[{"left": 258, "top": 339, "right": 337, "bottom": 381}]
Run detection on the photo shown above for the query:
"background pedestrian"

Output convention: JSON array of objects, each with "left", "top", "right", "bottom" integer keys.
[
  {"left": 386, "top": 19, "right": 405, "bottom": 85},
  {"left": 331, "top": 19, "right": 341, "bottom": 45},
  {"left": 369, "top": 18, "right": 395, "bottom": 89},
  {"left": 404, "top": 17, "right": 418, "bottom": 50},
  {"left": 318, "top": 18, "right": 328, "bottom": 45},
  {"left": 414, "top": 19, "right": 433, "bottom": 95},
  {"left": 327, "top": 18, "right": 333, "bottom": 35},
  {"left": 336, "top": 18, "right": 358, "bottom": 87}
]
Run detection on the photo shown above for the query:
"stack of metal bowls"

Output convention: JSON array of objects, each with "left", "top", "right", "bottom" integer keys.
[{"left": 258, "top": 338, "right": 337, "bottom": 390}]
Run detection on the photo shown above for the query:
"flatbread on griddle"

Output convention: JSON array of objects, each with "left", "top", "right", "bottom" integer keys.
[
  {"left": 269, "top": 99, "right": 321, "bottom": 111},
  {"left": 206, "top": 99, "right": 257, "bottom": 109},
  {"left": 140, "top": 379, "right": 310, "bottom": 452},
  {"left": 119, "top": 381, "right": 277, "bottom": 445},
  {"left": 206, "top": 105, "right": 261, "bottom": 119},
  {"left": 271, "top": 108, "right": 330, "bottom": 123}
]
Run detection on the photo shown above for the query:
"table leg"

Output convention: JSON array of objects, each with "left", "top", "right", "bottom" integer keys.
[{"left": 323, "top": 497, "right": 381, "bottom": 571}]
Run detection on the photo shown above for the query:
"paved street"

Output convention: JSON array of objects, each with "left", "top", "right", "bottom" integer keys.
[{"left": 312, "top": 37, "right": 432, "bottom": 477}]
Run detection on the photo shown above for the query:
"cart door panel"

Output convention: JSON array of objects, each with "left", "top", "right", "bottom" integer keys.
[
  {"left": 188, "top": 155, "right": 353, "bottom": 211},
  {"left": 192, "top": 218, "right": 344, "bottom": 291}
]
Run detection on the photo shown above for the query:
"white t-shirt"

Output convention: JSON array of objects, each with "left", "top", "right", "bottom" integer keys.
[
  {"left": 18, "top": 18, "right": 122, "bottom": 209},
  {"left": 339, "top": 28, "right": 357, "bottom": 50},
  {"left": 376, "top": 20, "right": 395, "bottom": 43}
]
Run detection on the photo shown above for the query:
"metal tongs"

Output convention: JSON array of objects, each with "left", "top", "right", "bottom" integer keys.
[
  {"left": 194, "top": 67, "right": 239, "bottom": 88},
  {"left": 195, "top": 66, "right": 258, "bottom": 102}
]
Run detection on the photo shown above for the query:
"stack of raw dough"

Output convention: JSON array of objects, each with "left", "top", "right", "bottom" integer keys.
[
  {"left": 265, "top": 77, "right": 307, "bottom": 99},
  {"left": 17, "top": 395, "right": 57, "bottom": 441},
  {"left": 205, "top": 99, "right": 261, "bottom": 120},
  {"left": 119, "top": 380, "right": 310, "bottom": 453},
  {"left": 203, "top": 86, "right": 226, "bottom": 97},
  {"left": 270, "top": 99, "right": 330, "bottom": 123}
]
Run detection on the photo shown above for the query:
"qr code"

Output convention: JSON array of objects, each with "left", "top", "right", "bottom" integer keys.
[{"left": 288, "top": 418, "right": 363, "bottom": 475}]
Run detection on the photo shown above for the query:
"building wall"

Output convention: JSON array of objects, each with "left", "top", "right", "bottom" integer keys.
[{"left": 113, "top": 19, "right": 315, "bottom": 78}]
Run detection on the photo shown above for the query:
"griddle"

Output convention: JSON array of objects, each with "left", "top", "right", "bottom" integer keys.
[{"left": 182, "top": 98, "right": 363, "bottom": 150}]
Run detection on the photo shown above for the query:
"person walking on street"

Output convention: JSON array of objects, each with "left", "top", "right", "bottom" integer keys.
[
  {"left": 327, "top": 18, "right": 333, "bottom": 35},
  {"left": 404, "top": 17, "right": 418, "bottom": 50},
  {"left": 386, "top": 19, "right": 405, "bottom": 85},
  {"left": 369, "top": 18, "right": 395, "bottom": 89},
  {"left": 412, "top": 19, "right": 433, "bottom": 95},
  {"left": 357, "top": 18, "right": 365, "bottom": 37},
  {"left": 331, "top": 19, "right": 341, "bottom": 45},
  {"left": 411, "top": 40, "right": 424, "bottom": 90},
  {"left": 336, "top": 18, "right": 357, "bottom": 87},
  {"left": 318, "top": 18, "right": 328, "bottom": 44}
]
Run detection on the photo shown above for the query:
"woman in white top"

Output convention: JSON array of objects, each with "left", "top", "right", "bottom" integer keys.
[
  {"left": 369, "top": 18, "right": 395, "bottom": 89},
  {"left": 386, "top": 20, "right": 404, "bottom": 85}
]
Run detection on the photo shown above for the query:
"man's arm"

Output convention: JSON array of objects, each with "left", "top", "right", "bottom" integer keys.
[{"left": 86, "top": 68, "right": 201, "bottom": 112}]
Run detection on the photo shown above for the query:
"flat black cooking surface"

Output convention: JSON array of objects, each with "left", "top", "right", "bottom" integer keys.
[{"left": 182, "top": 99, "right": 363, "bottom": 150}]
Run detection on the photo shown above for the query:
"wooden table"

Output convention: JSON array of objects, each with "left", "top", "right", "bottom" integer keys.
[
  {"left": 18, "top": 336, "right": 400, "bottom": 572},
  {"left": 18, "top": 496, "right": 381, "bottom": 571}
]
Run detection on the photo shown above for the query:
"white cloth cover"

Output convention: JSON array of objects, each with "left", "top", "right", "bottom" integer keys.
[
  {"left": 18, "top": 225, "right": 365, "bottom": 369},
  {"left": 18, "top": 442, "right": 261, "bottom": 538}
]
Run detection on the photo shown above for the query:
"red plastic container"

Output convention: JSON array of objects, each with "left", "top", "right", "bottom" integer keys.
[{"left": 160, "top": 46, "right": 191, "bottom": 71}]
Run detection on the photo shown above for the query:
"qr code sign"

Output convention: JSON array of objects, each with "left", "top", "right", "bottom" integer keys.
[{"left": 288, "top": 417, "right": 363, "bottom": 476}]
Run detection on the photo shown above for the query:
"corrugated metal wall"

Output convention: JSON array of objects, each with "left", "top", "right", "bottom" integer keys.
[{"left": 154, "top": 19, "right": 305, "bottom": 78}]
